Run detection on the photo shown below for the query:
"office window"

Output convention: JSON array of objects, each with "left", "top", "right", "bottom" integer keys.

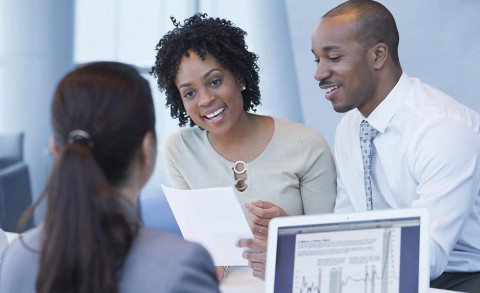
[
  {"left": 74, "top": 0, "right": 197, "bottom": 66},
  {"left": 74, "top": 0, "right": 198, "bottom": 188}
]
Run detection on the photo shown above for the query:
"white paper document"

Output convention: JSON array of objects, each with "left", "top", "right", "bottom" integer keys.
[{"left": 161, "top": 185, "right": 253, "bottom": 266}]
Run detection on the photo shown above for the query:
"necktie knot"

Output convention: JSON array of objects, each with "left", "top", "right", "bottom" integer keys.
[{"left": 360, "top": 120, "right": 379, "bottom": 143}]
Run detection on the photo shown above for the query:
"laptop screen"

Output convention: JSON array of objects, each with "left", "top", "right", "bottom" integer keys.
[{"left": 272, "top": 216, "right": 421, "bottom": 293}]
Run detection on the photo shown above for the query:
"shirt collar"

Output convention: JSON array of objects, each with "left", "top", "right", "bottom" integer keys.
[{"left": 358, "top": 72, "right": 411, "bottom": 133}]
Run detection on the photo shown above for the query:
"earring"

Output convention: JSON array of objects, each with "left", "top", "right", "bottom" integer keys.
[{"left": 241, "top": 85, "right": 246, "bottom": 91}]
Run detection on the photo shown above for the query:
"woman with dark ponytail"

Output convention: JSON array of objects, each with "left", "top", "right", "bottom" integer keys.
[{"left": 0, "top": 61, "right": 220, "bottom": 293}]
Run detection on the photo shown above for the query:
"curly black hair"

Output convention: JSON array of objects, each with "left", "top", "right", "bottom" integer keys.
[{"left": 151, "top": 13, "right": 261, "bottom": 127}]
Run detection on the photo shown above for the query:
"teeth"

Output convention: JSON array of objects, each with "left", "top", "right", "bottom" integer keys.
[
  {"left": 326, "top": 85, "right": 340, "bottom": 94},
  {"left": 205, "top": 107, "right": 225, "bottom": 119}
]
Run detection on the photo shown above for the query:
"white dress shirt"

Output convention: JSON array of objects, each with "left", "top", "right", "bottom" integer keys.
[{"left": 334, "top": 73, "right": 480, "bottom": 279}]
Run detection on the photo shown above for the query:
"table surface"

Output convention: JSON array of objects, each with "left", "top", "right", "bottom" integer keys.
[
  {"left": 220, "top": 266, "right": 464, "bottom": 293},
  {"left": 220, "top": 266, "right": 265, "bottom": 293}
]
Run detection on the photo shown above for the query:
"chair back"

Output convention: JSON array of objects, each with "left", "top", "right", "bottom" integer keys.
[
  {"left": 0, "top": 132, "right": 24, "bottom": 168},
  {"left": 139, "top": 190, "right": 182, "bottom": 236},
  {"left": 0, "top": 132, "right": 33, "bottom": 232}
]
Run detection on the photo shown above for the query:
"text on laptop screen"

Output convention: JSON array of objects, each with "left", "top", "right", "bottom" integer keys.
[{"left": 273, "top": 217, "right": 421, "bottom": 293}]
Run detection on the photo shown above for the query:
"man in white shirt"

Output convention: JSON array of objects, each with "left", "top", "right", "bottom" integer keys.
[{"left": 311, "top": 1, "right": 480, "bottom": 292}]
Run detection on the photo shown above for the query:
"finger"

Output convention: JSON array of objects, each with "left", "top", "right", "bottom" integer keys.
[
  {"left": 246, "top": 201, "right": 289, "bottom": 218},
  {"left": 245, "top": 203, "right": 277, "bottom": 219},
  {"left": 236, "top": 238, "right": 267, "bottom": 251},
  {"left": 246, "top": 211, "right": 265, "bottom": 224},
  {"left": 248, "top": 220, "right": 263, "bottom": 238},
  {"left": 248, "top": 227, "right": 267, "bottom": 240},
  {"left": 259, "top": 227, "right": 269, "bottom": 239},
  {"left": 247, "top": 213, "right": 271, "bottom": 228},
  {"left": 248, "top": 222, "right": 269, "bottom": 240},
  {"left": 243, "top": 250, "right": 266, "bottom": 263},
  {"left": 249, "top": 261, "right": 266, "bottom": 271},
  {"left": 247, "top": 261, "right": 266, "bottom": 280},
  {"left": 252, "top": 269, "right": 265, "bottom": 280},
  {"left": 249, "top": 200, "right": 274, "bottom": 209}
]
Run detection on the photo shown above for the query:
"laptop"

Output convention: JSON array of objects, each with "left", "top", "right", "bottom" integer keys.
[{"left": 265, "top": 208, "right": 429, "bottom": 293}]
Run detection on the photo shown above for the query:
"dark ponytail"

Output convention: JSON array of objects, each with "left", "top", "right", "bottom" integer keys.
[
  {"left": 37, "top": 141, "right": 137, "bottom": 293},
  {"left": 29, "top": 62, "right": 155, "bottom": 293}
]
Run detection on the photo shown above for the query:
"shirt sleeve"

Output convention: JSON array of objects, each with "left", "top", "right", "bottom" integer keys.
[
  {"left": 333, "top": 117, "right": 356, "bottom": 213},
  {"left": 333, "top": 167, "right": 356, "bottom": 213},
  {"left": 408, "top": 118, "right": 480, "bottom": 279},
  {"left": 298, "top": 126, "right": 337, "bottom": 214}
]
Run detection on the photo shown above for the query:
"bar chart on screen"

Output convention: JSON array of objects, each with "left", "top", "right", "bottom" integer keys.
[{"left": 293, "top": 228, "right": 400, "bottom": 293}]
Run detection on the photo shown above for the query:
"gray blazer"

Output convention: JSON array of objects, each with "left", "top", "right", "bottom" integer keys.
[{"left": 0, "top": 227, "right": 220, "bottom": 293}]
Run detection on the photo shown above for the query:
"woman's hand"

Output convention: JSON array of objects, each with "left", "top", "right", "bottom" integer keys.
[
  {"left": 235, "top": 201, "right": 288, "bottom": 280},
  {"left": 235, "top": 237, "right": 268, "bottom": 280},
  {"left": 245, "top": 200, "right": 288, "bottom": 239}
]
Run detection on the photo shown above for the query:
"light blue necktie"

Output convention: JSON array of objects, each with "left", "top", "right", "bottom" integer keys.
[{"left": 359, "top": 120, "right": 379, "bottom": 210}]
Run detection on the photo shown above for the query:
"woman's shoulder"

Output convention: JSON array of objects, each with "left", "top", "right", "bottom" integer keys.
[
  {"left": 121, "top": 228, "right": 218, "bottom": 292},
  {"left": 131, "top": 228, "right": 211, "bottom": 262},
  {"left": 166, "top": 127, "right": 204, "bottom": 142},
  {"left": 164, "top": 127, "right": 207, "bottom": 152},
  {"left": 272, "top": 117, "right": 329, "bottom": 147},
  {"left": 135, "top": 228, "right": 186, "bottom": 246},
  {"left": 273, "top": 117, "right": 319, "bottom": 134},
  {"left": 163, "top": 128, "right": 208, "bottom": 162}
]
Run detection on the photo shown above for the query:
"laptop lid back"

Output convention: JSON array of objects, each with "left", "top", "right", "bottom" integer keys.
[{"left": 265, "top": 208, "right": 429, "bottom": 293}]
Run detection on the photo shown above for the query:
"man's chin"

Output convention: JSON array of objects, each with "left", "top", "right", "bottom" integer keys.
[{"left": 332, "top": 103, "right": 354, "bottom": 113}]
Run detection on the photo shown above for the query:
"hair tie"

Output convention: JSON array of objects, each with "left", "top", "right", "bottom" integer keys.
[{"left": 67, "top": 130, "right": 94, "bottom": 148}]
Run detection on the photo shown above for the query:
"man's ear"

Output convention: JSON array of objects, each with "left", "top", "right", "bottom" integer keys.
[
  {"left": 49, "top": 135, "right": 61, "bottom": 156},
  {"left": 370, "top": 43, "right": 388, "bottom": 70}
]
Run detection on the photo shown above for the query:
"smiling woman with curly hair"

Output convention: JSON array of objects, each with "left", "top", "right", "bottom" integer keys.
[
  {"left": 152, "top": 13, "right": 337, "bottom": 281},
  {"left": 152, "top": 13, "right": 260, "bottom": 127}
]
